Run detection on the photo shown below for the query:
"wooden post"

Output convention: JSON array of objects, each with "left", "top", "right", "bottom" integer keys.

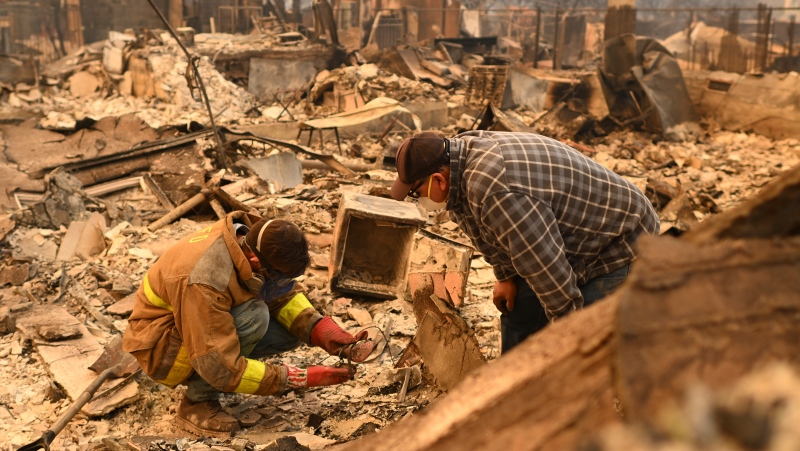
[
  {"left": 604, "top": 0, "right": 636, "bottom": 42},
  {"left": 442, "top": 0, "right": 448, "bottom": 37},
  {"left": 533, "top": 6, "right": 541, "bottom": 68},
  {"left": 168, "top": 0, "right": 183, "bottom": 29},
  {"left": 553, "top": 8, "right": 560, "bottom": 69},
  {"left": 147, "top": 192, "right": 207, "bottom": 232},
  {"left": 765, "top": 7, "right": 772, "bottom": 69},
  {"left": 790, "top": 15, "right": 796, "bottom": 58}
]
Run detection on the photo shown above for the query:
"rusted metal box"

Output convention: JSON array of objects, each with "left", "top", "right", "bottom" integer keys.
[{"left": 329, "top": 193, "right": 425, "bottom": 299}]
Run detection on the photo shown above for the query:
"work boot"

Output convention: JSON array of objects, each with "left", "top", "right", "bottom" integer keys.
[{"left": 176, "top": 396, "right": 240, "bottom": 438}]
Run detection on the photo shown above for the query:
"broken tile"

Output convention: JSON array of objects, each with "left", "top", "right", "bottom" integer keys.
[
  {"left": 347, "top": 307, "right": 372, "bottom": 326},
  {"left": 15, "top": 305, "right": 138, "bottom": 417},
  {"left": 107, "top": 293, "right": 136, "bottom": 317}
]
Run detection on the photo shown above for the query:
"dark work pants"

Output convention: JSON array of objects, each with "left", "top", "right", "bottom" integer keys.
[{"left": 500, "top": 265, "right": 630, "bottom": 354}]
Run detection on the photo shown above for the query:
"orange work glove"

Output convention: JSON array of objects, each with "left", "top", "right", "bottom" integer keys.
[
  {"left": 282, "top": 364, "right": 355, "bottom": 389},
  {"left": 310, "top": 316, "right": 375, "bottom": 362}
]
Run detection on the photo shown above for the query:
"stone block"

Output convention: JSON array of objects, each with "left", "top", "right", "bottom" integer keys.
[
  {"left": 403, "top": 101, "right": 449, "bottom": 129},
  {"left": 329, "top": 193, "right": 425, "bottom": 299},
  {"left": 248, "top": 58, "right": 318, "bottom": 98},
  {"left": 107, "top": 293, "right": 136, "bottom": 317}
]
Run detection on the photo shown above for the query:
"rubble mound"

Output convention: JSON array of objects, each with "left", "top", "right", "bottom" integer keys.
[
  {"left": 311, "top": 64, "right": 451, "bottom": 106},
  {"left": 5, "top": 34, "right": 257, "bottom": 130}
]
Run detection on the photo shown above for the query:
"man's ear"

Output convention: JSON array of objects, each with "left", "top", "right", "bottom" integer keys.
[{"left": 433, "top": 172, "right": 448, "bottom": 191}]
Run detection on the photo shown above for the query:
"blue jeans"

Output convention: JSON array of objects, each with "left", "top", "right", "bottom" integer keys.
[
  {"left": 500, "top": 264, "right": 630, "bottom": 354},
  {"left": 185, "top": 299, "right": 301, "bottom": 402}
]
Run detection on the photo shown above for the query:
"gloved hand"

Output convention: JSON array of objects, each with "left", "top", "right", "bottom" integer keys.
[
  {"left": 310, "top": 316, "right": 376, "bottom": 362},
  {"left": 282, "top": 364, "right": 355, "bottom": 389}
]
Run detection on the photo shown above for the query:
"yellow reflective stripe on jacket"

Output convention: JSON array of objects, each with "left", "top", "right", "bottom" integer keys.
[
  {"left": 276, "top": 293, "right": 313, "bottom": 330},
  {"left": 143, "top": 273, "right": 173, "bottom": 311},
  {"left": 234, "top": 359, "right": 266, "bottom": 394},
  {"left": 157, "top": 344, "right": 192, "bottom": 387}
]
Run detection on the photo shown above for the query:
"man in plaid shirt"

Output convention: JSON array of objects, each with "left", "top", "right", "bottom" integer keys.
[{"left": 390, "top": 131, "right": 659, "bottom": 352}]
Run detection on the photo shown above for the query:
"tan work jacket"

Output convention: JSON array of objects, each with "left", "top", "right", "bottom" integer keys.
[{"left": 123, "top": 211, "right": 322, "bottom": 395}]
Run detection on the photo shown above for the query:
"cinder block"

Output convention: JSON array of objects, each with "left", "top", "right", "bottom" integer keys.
[{"left": 329, "top": 193, "right": 425, "bottom": 299}]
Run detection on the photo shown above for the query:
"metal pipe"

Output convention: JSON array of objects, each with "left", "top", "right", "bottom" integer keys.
[
  {"left": 144, "top": 0, "right": 229, "bottom": 170},
  {"left": 533, "top": 6, "right": 541, "bottom": 69}
]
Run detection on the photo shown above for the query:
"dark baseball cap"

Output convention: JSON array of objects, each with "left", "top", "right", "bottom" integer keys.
[{"left": 390, "top": 132, "right": 448, "bottom": 201}]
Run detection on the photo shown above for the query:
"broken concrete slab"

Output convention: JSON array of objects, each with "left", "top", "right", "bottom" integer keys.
[
  {"left": 403, "top": 101, "right": 449, "bottom": 129},
  {"left": 406, "top": 279, "right": 485, "bottom": 390},
  {"left": 329, "top": 193, "right": 425, "bottom": 299},
  {"left": 500, "top": 67, "right": 609, "bottom": 120},
  {"left": 684, "top": 70, "right": 800, "bottom": 141},
  {"left": 15, "top": 305, "right": 139, "bottom": 417},
  {"left": 244, "top": 152, "right": 304, "bottom": 194},
  {"left": 414, "top": 307, "right": 486, "bottom": 391},
  {"left": 248, "top": 58, "right": 317, "bottom": 98},
  {"left": 0, "top": 263, "right": 30, "bottom": 286},
  {"left": 56, "top": 212, "right": 107, "bottom": 261},
  {"left": 37, "top": 323, "right": 83, "bottom": 342},
  {"left": 2, "top": 114, "right": 159, "bottom": 179}
]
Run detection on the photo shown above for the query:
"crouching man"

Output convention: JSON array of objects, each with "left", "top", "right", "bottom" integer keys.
[{"left": 123, "top": 212, "right": 374, "bottom": 436}]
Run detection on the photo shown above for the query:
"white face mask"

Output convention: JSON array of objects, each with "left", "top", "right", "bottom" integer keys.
[
  {"left": 418, "top": 176, "right": 448, "bottom": 211},
  {"left": 419, "top": 196, "right": 447, "bottom": 211}
]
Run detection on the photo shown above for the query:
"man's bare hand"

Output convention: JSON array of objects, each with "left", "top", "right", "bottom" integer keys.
[{"left": 492, "top": 279, "right": 517, "bottom": 315}]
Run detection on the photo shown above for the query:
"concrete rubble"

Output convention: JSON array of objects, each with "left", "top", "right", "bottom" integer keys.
[{"left": 0, "top": 2, "right": 799, "bottom": 450}]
